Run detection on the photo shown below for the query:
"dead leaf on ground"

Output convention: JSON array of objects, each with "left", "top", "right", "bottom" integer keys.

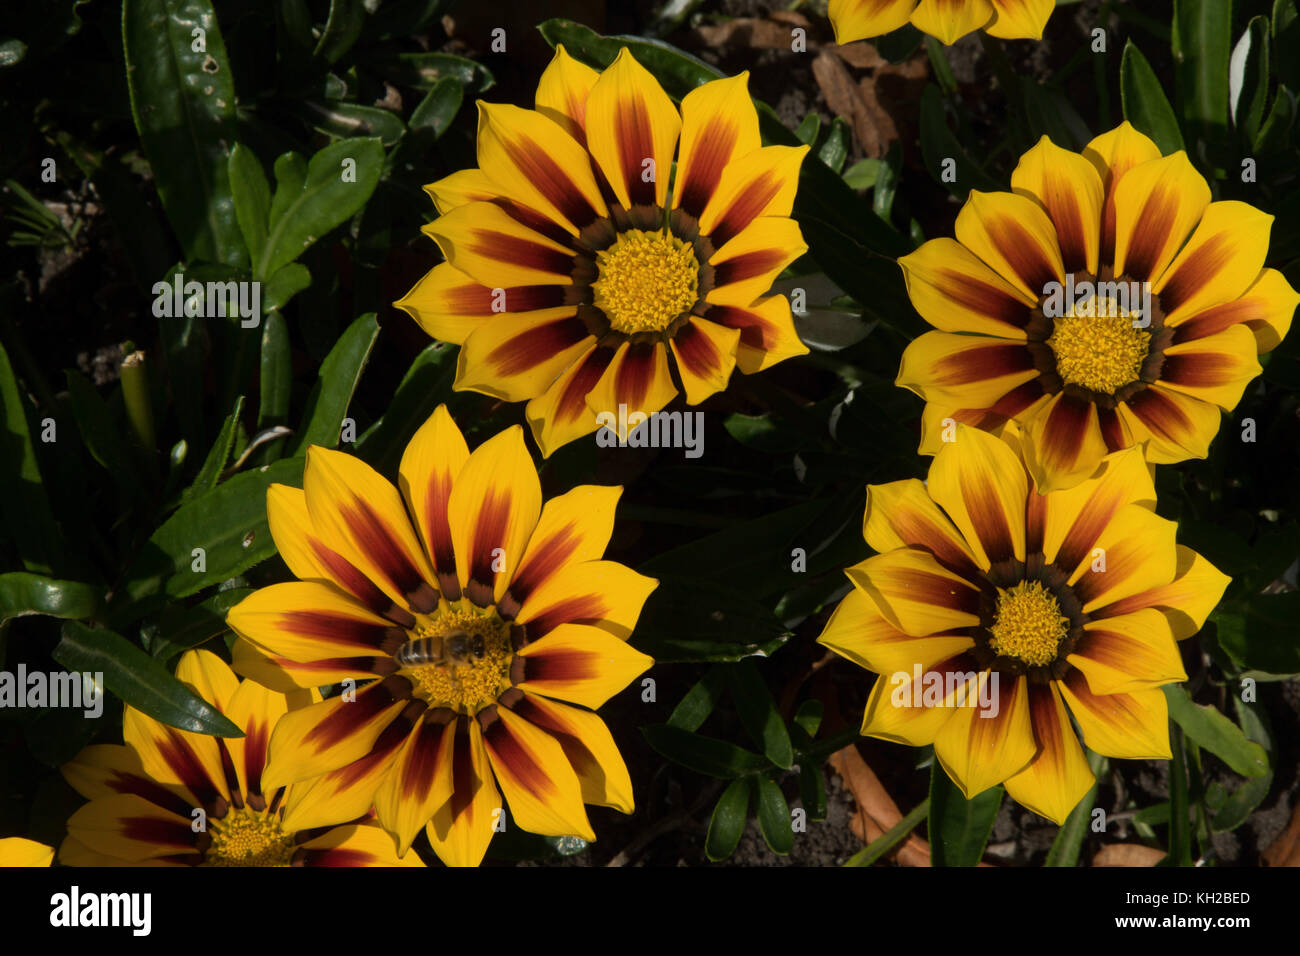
[
  {"left": 828, "top": 743, "right": 931, "bottom": 866},
  {"left": 1092, "top": 844, "right": 1166, "bottom": 866},
  {"left": 811, "top": 49, "right": 887, "bottom": 157},
  {"left": 1262, "top": 801, "right": 1300, "bottom": 866},
  {"left": 832, "top": 41, "right": 885, "bottom": 70}
]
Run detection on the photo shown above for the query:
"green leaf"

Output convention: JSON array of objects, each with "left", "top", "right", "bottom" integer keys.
[
  {"left": 630, "top": 577, "right": 791, "bottom": 663},
  {"left": 817, "top": 117, "right": 850, "bottom": 174},
  {"left": 919, "top": 84, "right": 1000, "bottom": 199},
  {"left": 1121, "top": 41, "right": 1186, "bottom": 154},
  {"left": 290, "top": 313, "right": 379, "bottom": 455},
  {"left": 1164, "top": 685, "right": 1269, "bottom": 778},
  {"left": 728, "top": 659, "right": 794, "bottom": 769},
  {"left": 149, "top": 587, "right": 253, "bottom": 661},
  {"left": 1230, "top": 17, "right": 1271, "bottom": 141},
  {"left": 1254, "top": 83, "right": 1296, "bottom": 154},
  {"left": 928, "top": 767, "right": 1001, "bottom": 866},
  {"left": 54, "top": 622, "right": 243, "bottom": 737},
  {"left": 115, "top": 457, "right": 304, "bottom": 616},
  {"left": 0, "top": 341, "right": 65, "bottom": 574},
  {"left": 793, "top": 699, "right": 823, "bottom": 739},
  {"left": 844, "top": 797, "right": 929, "bottom": 866},
  {"left": 229, "top": 143, "right": 271, "bottom": 263},
  {"left": 298, "top": 100, "right": 406, "bottom": 147},
  {"left": 0, "top": 574, "right": 103, "bottom": 625},
  {"left": 354, "top": 342, "right": 457, "bottom": 476},
  {"left": 705, "top": 778, "right": 751, "bottom": 861},
  {"left": 182, "top": 395, "right": 243, "bottom": 503},
  {"left": 799, "top": 761, "right": 828, "bottom": 821},
  {"left": 123, "top": 0, "right": 244, "bottom": 267},
  {"left": 257, "top": 312, "right": 291, "bottom": 439},
  {"left": 1215, "top": 596, "right": 1300, "bottom": 674},
  {"left": 1173, "top": 0, "right": 1231, "bottom": 134},
  {"left": 409, "top": 78, "right": 464, "bottom": 138},
  {"left": 314, "top": 0, "right": 365, "bottom": 62},
  {"left": 258, "top": 138, "right": 384, "bottom": 279},
  {"left": 842, "top": 158, "right": 882, "bottom": 191},
  {"left": 268, "top": 152, "right": 307, "bottom": 229},
  {"left": 372, "top": 51, "right": 494, "bottom": 91},
  {"left": 667, "top": 667, "right": 727, "bottom": 732},
  {"left": 263, "top": 262, "right": 312, "bottom": 313},
  {"left": 642, "top": 724, "right": 771, "bottom": 779},
  {"left": 64, "top": 370, "right": 146, "bottom": 501},
  {"left": 1166, "top": 723, "right": 1193, "bottom": 865},
  {"left": 871, "top": 23, "right": 923, "bottom": 62},
  {"left": 755, "top": 777, "right": 794, "bottom": 855}
]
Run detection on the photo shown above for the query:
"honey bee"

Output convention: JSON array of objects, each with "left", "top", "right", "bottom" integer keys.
[{"left": 394, "top": 629, "right": 486, "bottom": 669}]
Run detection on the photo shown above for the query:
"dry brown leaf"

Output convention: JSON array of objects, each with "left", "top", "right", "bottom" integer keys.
[
  {"left": 811, "top": 49, "right": 887, "bottom": 157},
  {"left": 1092, "top": 844, "right": 1166, "bottom": 866},
  {"left": 833, "top": 41, "right": 886, "bottom": 70},
  {"left": 694, "top": 18, "right": 804, "bottom": 50},
  {"left": 1262, "top": 801, "right": 1300, "bottom": 866},
  {"left": 828, "top": 743, "right": 931, "bottom": 866}
]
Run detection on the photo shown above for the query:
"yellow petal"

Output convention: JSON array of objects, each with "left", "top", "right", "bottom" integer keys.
[
  {"left": 1081, "top": 121, "right": 1163, "bottom": 264},
  {"left": 1067, "top": 503, "right": 1178, "bottom": 612},
  {"left": 423, "top": 201, "right": 576, "bottom": 288},
  {"left": 396, "top": 262, "right": 571, "bottom": 346},
  {"left": 674, "top": 72, "right": 761, "bottom": 218},
  {"left": 455, "top": 311, "right": 593, "bottom": 403},
  {"left": 670, "top": 317, "right": 741, "bottom": 404},
  {"left": 0, "top": 837, "right": 53, "bottom": 867},
  {"left": 512, "top": 693, "right": 635, "bottom": 813},
  {"left": 985, "top": 0, "right": 1054, "bottom": 39},
  {"left": 1173, "top": 267, "right": 1298, "bottom": 354},
  {"left": 698, "top": 145, "right": 807, "bottom": 247},
  {"left": 899, "top": 237, "right": 1036, "bottom": 338},
  {"left": 897, "top": 330, "right": 1038, "bottom": 408},
  {"left": 66, "top": 793, "right": 198, "bottom": 862},
  {"left": 280, "top": 715, "right": 411, "bottom": 833},
  {"left": 584, "top": 48, "right": 680, "bottom": 209},
  {"left": 846, "top": 548, "right": 981, "bottom": 636},
  {"left": 1019, "top": 392, "right": 1111, "bottom": 494},
  {"left": 933, "top": 672, "right": 1036, "bottom": 796},
  {"left": 818, "top": 586, "right": 974, "bottom": 675},
  {"left": 222, "top": 676, "right": 289, "bottom": 801},
  {"left": 704, "top": 294, "right": 808, "bottom": 374},
  {"left": 446, "top": 424, "right": 542, "bottom": 605},
  {"left": 584, "top": 341, "right": 678, "bottom": 438},
  {"left": 910, "top": 0, "right": 995, "bottom": 44},
  {"left": 705, "top": 215, "right": 808, "bottom": 309},
  {"left": 1155, "top": 201, "right": 1273, "bottom": 324},
  {"left": 859, "top": 654, "right": 973, "bottom": 745},
  {"left": 482, "top": 706, "right": 594, "bottom": 840},
  {"left": 1040, "top": 444, "right": 1154, "bottom": 570},
  {"left": 1159, "top": 323, "right": 1262, "bottom": 411},
  {"left": 295, "top": 820, "right": 426, "bottom": 867},
  {"left": 927, "top": 424, "right": 1028, "bottom": 568},
  {"left": 535, "top": 44, "right": 600, "bottom": 142},
  {"left": 371, "top": 715, "right": 457, "bottom": 855},
  {"left": 1112, "top": 152, "right": 1210, "bottom": 282},
  {"left": 398, "top": 404, "right": 469, "bottom": 595},
  {"left": 862, "top": 477, "right": 980, "bottom": 578},
  {"left": 1003, "top": 682, "right": 1094, "bottom": 824},
  {"left": 1059, "top": 672, "right": 1171, "bottom": 759},
  {"left": 1092, "top": 545, "right": 1229, "bottom": 640},
  {"left": 226, "top": 581, "right": 398, "bottom": 664},
  {"left": 1069, "top": 608, "right": 1186, "bottom": 695},
  {"left": 515, "top": 622, "right": 654, "bottom": 709},
  {"left": 954, "top": 189, "right": 1064, "bottom": 301},
  {"left": 525, "top": 343, "right": 615, "bottom": 457},
  {"left": 505, "top": 484, "right": 623, "bottom": 612},
  {"left": 829, "top": 0, "right": 917, "bottom": 43},
  {"left": 1010, "top": 135, "right": 1103, "bottom": 274},
  {"left": 426, "top": 718, "right": 500, "bottom": 867}
]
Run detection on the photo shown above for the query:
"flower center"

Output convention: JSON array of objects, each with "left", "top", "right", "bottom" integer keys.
[
  {"left": 591, "top": 228, "right": 699, "bottom": 334},
  {"left": 987, "top": 580, "right": 1070, "bottom": 667},
  {"left": 1046, "top": 299, "right": 1151, "bottom": 394},
  {"left": 203, "top": 807, "right": 294, "bottom": 867},
  {"left": 399, "top": 605, "right": 513, "bottom": 715}
]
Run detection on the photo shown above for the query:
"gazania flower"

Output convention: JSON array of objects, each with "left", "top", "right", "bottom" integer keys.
[
  {"left": 829, "top": 0, "right": 1055, "bottom": 45},
  {"left": 896, "top": 123, "right": 1297, "bottom": 492},
  {"left": 817, "top": 424, "right": 1229, "bottom": 823},
  {"left": 0, "top": 837, "right": 53, "bottom": 866},
  {"left": 58, "top": 650, "right": 418, "bottom": 866},
  {"left": 396, "top": 45, "right": 809, "bottom": 456},
  {"left": 226, "top": 405, "right": 656, "bottom": 867}
]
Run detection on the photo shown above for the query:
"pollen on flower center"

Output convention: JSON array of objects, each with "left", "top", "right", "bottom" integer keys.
[
  {"left": 203, "top": 807, "right": 295, "bottom": 867},
  {"left": 1046, "top": 299, "right": 1151, "bottom": 394},
  {"left": 987, "top": 580, "right": 1070, "bottom": 667},
  {"left": 591, "top": 228, "right": 699, "bottom": 334},
  {"left": 400, "top": 605, "right": 513, "bottom": 715}
]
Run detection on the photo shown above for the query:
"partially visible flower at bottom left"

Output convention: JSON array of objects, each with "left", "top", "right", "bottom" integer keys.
[
  {"left": 59, "top": 649, "right": 422, "bottom": 867},
  {"left": 0, "top": 837, "right": 54, "bottom": 866}
]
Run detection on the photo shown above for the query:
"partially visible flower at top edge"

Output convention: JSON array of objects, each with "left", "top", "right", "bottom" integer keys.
[
  {"left": 894, "top": 122, "right": 1296, "bottom": 493},
  {"left": 59, "top": 649, "right": 420, "bottom": 867},
  {"left": 226, "top": 404, "right": 656, "bottom": 867},
  {"left": 829, "top": 0, "right": 1055, "bottom": 45},
  {"left": 396, "top": 45, "right": 810, "bottom": 457}
]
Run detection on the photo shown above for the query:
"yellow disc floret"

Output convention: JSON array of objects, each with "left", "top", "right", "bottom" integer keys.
[
  {"left": 203, "top": 807, "right": 295, "bottom": 867},
  {"left": 1046, "top": 298, "right": 1151, "bottom": 394},
  {"left": 592, "top": 229, "right": 699, "bottom": 334},
  {"left": 402, "top": 605, "right": 513, "bottom": 715},
  {"left": 987, "top": 580, "right": 1070, "bottom": 667}
]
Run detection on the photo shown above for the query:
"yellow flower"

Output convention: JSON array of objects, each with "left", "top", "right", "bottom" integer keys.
[
  {"left": 58, "top": 650, "right": 419, "bottom": 867},
  {"left": 817, "top": 424, "right": 1230, "bottom": 823},
  {"left": 0, "top": 837, "right": 54, "bottom": 866},
  {"left": 396, "top": 45, "right": 810, "bottom": 456},
  {"left": 226, "top": 405, "right": 656, "bottom": 867},
  {"left": 829, "top": 0, "right": 1055, "bottom": 45},
  {"left": 896, "top": 123, "right": 1297, "bottom": 492}
]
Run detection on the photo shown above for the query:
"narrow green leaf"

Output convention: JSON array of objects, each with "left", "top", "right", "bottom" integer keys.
[
  {"left": 1230, "top": 17, "right": 1271, "bottom": 141},
  {"left": 705, "top": 778, "right": 751, "bottom": 861},
  {"left": 229, "top": 143, "right": 271, "bottom": 262},
  {"left": 1174, "top": 0, "right": 1231, "bottom": 134},
  {"left": 667, "top": 667, "right": 727, "bottom": 732},
  {"left": 354, "top": 342, "right": 457, "bottom": 475},
  {"left": 256, "top": 312, "right": 291, "bottom": 459},
  {"left": 263, "top": 262, "right": 312, "bottom": 313},
  {"left": 0, "top": 574, "right": 103, "bottom": 625},
  {"left": 799, "top": 761, "right": 828, "bottom": 822},
  {"left": 817, "top": 117, "right": 850, "bottom": 174},
  {"left": 919, "top": 84, "right": 1000, "bottom": 198},
  {"left": 55, "top": 622, "right": 243, "bottom": 737},
  {"left": 298, "top": 100, "right": 406, "bottom": 146},
  {"left": 123, "top": 0, "right": 244, "bottom": 266},
  {"left": 290, "top": 313, "right": 379, "bottom": 455},
  {"left": 267, "top": 152, "right": 307, "bottom": 230},
  {"left": 64, "top": 370, "right": 146, "bottom": 501},
  {"left": 1254, "top": 84, "right": 1296, "bottom": 154},
  {"left": 150, "top": 587, "right": 253, "bottom": 661},
  {"left": 314, "top": 0, "right": 365, "bottom": 63},
  {"left": 729, "top": 659, "right": 794, "bottom": 769},
  {"left": 1164, "top": 685, "right": 1269, "bottom": 778},
  {"left": 928, "top": 767, "right": 1001, "bottom": 866},
  {"left": 0, "top": 342, "right": 64, "bottom": 573},
  {"left": 642, "top": 724, "right": 770, "bottom": 779},
  {"left": 1121, "top": 41, "right": 1186, "bottom": 154},
  {"left": 844, "top": 798, "right": 929, "bottom": 866},
  {"left": 182, "top": 395, "right": 243, "bottom": 503},
  {"left": 793, "top": 699, "right": 823, "bottom": 739},
  {"left": 409, "top": 78, "right": 464, "bottom": 138},
  {"left": 755, "top": 778, "right": 794, "bottom": 855},
  {"left": 258, "top": 138, "right": 384, "bottom": 279},
  {"left": 1166, "top": 723, "right": 1193, "bottom": 865}
]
